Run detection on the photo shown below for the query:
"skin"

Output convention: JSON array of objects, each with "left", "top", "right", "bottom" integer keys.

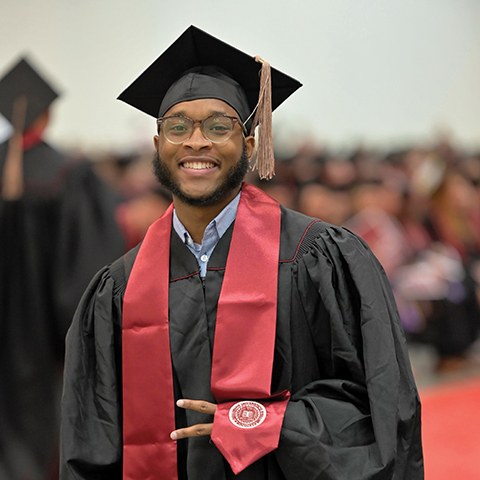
[
  {"left": 154, "top": 98, "right": 255, "bottom": 243},
  {"left": 170, "top": 400, "right": 217, "bottom": 440},
  {"left": 153, "top": 98, "right": 255, "bottom": 440}
]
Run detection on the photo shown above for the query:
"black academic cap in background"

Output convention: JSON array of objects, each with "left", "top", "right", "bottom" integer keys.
[
  {"left": 117, "top": 25, "right": 302, "bottom": 122},
  {"left": 0, "top": 56, "right": 60, "bottom": 131}
]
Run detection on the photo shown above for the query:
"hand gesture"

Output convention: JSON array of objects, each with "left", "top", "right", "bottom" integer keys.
[{"left": 170, "top": 399, "right": 217, "bottom": 440}]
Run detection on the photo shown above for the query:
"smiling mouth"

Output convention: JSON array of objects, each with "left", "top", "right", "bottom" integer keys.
[{"left": 182, "top": 161, "right": 217, "bottom": 170}]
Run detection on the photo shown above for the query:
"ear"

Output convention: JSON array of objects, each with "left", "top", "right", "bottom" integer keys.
[
  {"left": 244, "top": 135, "right": 255, "bottom": 160},
  {"left": 154, "top": 135, "right": 159, "bottom": 150}
]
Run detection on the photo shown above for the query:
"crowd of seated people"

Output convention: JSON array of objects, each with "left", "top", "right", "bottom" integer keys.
[
  {"left": 252, "top": 138, "right": 480, "bottom": 374},
  {"left": 94, "top": 135, "right": 480, "bottom": 375}
]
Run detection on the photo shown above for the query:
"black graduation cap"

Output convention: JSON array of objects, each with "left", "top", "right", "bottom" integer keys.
[
  {"left": 117, "top": 25, "right": 302, "bottom": 122},
  {"left": 0, "top": 56, "right": 60, "bottom": 131},
  {"left": 118, "top": 25, "right": 302, "bottom": 180}
]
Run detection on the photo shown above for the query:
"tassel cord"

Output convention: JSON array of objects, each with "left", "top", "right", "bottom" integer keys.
[{"left": 245, "top": 56, "right": 275, "bottom": 180}]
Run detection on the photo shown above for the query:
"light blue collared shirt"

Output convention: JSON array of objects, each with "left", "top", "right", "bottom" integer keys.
[{"left": 173, "top": 192, "right": 241, "bottom": 277}]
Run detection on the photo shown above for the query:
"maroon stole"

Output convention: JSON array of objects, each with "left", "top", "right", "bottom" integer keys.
[
  {"left": 22, "top": 128, "right": 43, "bottom": 151},
  {"left": 122, "top": 183, "right": 289, "bottom": 479}
]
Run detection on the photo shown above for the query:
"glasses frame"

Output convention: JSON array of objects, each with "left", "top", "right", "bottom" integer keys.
[{"left": 157, "top": 114, "right": 247, "bottom": 144}]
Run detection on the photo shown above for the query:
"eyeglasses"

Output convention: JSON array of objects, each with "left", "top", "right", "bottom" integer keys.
[{"left": 157, "top": 114, "right": 247, "bottom": 144}]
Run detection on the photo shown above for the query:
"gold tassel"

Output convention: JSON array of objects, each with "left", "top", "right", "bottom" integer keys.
[{"left": 250, "top": 56, "right": 275, "bottom": 180}]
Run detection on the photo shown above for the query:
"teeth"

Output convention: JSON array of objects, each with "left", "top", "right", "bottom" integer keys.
[{"left": 183, "top": 162, "right": 216, "bottom": 170}]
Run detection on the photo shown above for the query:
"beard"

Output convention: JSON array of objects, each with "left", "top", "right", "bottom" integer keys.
[{"left": 152, "top": 143, "right": 249, "bottom": 207}]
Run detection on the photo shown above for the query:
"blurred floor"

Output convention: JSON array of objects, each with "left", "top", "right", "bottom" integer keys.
[
  {"left": 409, "top": 340, "right": 480, "bottom": 390},
  {"left": 410, "top": 340, "right": 480, "bottom": 480},
  {"left": 419, "top": 375, "right": 480, "bottom": 480}
]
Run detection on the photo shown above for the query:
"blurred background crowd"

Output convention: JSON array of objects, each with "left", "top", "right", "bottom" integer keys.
[{"left": 92, "top": 134, "right": 480, "bottom": 375}]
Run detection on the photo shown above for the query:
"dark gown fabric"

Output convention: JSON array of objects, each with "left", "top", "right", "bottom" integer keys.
[
  {"left": 60, "top": 204, "right": 424, "bottom": 479},
  {"left": 0, "top": 140, "right": 125, "bottom": 480}
]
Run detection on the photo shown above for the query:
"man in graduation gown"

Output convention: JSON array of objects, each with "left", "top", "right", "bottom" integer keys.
[
  {"left": 0, "top": 56, "right": 125, "bottom": 480},
  {"left": 60, "top": 26, "right": 424, "bottom": 479}
]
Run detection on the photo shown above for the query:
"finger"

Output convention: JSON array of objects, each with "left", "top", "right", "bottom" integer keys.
[
  {"left": 170, "top": 423, "right": 213, "bottom": 440},
  {"left": 177, "top": 399, "right": 217, "bottom": 415}
]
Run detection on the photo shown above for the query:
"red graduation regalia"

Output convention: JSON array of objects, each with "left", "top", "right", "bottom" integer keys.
[
  {"left": 123, "top": 184, "right": 289, "bottom": 477},
  {"left": 60, "top": 183, "right": 424, "bottom": 480}
]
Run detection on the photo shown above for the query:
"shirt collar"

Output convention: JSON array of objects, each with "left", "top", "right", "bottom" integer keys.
[{"left": 172, "top": 190, "right": 241, "bottom": 247}]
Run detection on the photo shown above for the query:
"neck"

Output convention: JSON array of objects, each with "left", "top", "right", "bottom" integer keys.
[{"left": 173, "top": 187, "right": 240, "bottom": 243}]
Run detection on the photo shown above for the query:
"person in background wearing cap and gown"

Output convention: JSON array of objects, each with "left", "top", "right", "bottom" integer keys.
[
  {"left": 0, "top": 56, "right": 125, "bottom": 480},
  {"left": 60, "top": 26, "right": 423, "bottom": 480}
]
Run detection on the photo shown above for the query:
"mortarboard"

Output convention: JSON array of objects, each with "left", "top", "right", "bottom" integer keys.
[
  {"left": 118, "top": 25, "right": 301, "bottom": 122},
  {"left": 0, "top": 56, "right": 60, "bottom": 131},
  {"left": 117, "top": 25, "right": 302, "bottom": 179}
]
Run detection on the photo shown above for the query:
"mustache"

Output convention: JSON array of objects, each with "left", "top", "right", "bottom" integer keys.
[{"left": 152, "top": 143, "right": 249, "bottom": 207}]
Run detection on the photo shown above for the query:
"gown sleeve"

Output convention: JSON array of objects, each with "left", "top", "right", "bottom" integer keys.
[
  {"left": 60, "top": 265, "right": 124, "bottom": 479},
  {"left": 275, "top": 225, "right": 424, "bottom": 479},
  {"left": 52, "top": 161, "right": 126, "bottom": 344}
]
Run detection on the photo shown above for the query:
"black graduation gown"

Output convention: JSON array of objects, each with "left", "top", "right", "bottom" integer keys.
[
  {"left": 60, "top": 205, "right": 423, "bottom": 479},
  {"left": 0, "top": 140, "right": 125, "bottom": 480}
]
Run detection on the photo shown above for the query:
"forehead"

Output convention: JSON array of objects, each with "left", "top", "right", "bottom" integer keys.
[{"left": 164, "top": 98, "right": 239, "bottom": 118}]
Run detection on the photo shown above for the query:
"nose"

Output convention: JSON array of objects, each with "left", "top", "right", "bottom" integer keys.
[{"left": 182, "top": 123, "right": 212, "bottom": 150}]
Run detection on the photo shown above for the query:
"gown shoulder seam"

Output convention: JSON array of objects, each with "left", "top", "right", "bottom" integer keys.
[{"left": 280, "top": 219, "right": 331, "bottom": 263}]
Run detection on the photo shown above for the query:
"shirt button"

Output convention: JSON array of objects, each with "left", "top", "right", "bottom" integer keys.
[
  {"left": 201, "top": 254, "right": 208, "bottom": 263},
  {"left": 187, "top": 238, "right": 193, "bottom": 246}
]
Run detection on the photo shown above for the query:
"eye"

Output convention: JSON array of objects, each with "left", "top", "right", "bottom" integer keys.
[
  {"left": 210, "top": 124, "right": 229, "bottom": 131},
  {"left": 165, "top": 118, "right": 190, "bottom": 135},
  {"left": 205, "top": 117, "right": 233, "bottom": 135},
  {"left": 171, "top": 125, "right": 188, "bottom": 132}
]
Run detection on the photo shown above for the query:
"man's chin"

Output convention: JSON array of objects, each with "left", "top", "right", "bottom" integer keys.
[
  {"left": 175, "top": 184, "right": 218, "bottom": 202},
  {"left": 153, "top": 143, "right": 249, "bottom": 208},
  {"left": 173, "top": 187, "right": 235, "bottom": 208}
]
